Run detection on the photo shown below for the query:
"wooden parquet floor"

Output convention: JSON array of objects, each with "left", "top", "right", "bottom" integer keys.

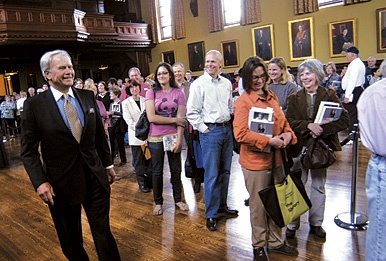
[{"left": 0, "top": 131, "right": 371, "bottom": 261}]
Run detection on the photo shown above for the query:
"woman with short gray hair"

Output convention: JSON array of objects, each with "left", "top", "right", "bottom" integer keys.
[{"left": 285, "top": 58, "right": 349, "bottom": 239}]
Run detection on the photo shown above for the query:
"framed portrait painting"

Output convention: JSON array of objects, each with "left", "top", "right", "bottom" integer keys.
[
  {"left": 188, "top": 41, "right": 205, "bottom": 72},
  {"left": 329, "top": 19, "right": 356, "bottom": 57},
  {"left": 376, "top": 8, "right": 386, "bottom": 53},
  {"left": 162, "top": 51, "right": 175, "bottom": 65},
  {"left": 288, "top": 17, "right": 314, "bottom": 61},
  {"left": 221, "top": 40, "right": 239, "bottom": 68},
  {"left": 251, "top": 24, "right": 274, "bottom": 61}
]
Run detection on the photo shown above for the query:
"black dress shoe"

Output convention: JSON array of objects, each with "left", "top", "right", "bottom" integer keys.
[
  {"left": 206, "top": 218, "right": 217, "bottom": 231},
  {"left": 193, "top": 182, "right": 201, "bottom": 193},
  {"left": 253, "top": 247, "right": 268, "bottom": 261},
  {"left": 218, "top": 206, "right": 239, "bottom": 216},
  {"left": 139, "top": 186, "right": 150, "bottom": 193},
  {"left": 310, "top": 225, "right": 326, "bottom": 238},
  {"left": 269, "top": 243, "right": 298, "bottom": 256},
  {"left": 286, "top": 228, "right": 296, "bottom": 239}
]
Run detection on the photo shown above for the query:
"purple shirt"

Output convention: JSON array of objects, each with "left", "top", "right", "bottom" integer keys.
[{"left": 146, "top": 88, "right": 186, "bottom": 137}]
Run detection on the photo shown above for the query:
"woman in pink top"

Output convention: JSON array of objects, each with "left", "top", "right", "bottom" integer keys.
[{"left": 145, "top": 62, "right": 188, "bottom": 216}]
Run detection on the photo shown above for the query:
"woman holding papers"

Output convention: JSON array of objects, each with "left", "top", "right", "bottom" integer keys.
[
  {"left": 233, "top": 56, "right": 298, "bottom": 260},
  {"left": 285, "top": 59, "right": 349, "bottom": 239},
  {"left": 145, "top": 62, "right": 189, "bottom": 216}
]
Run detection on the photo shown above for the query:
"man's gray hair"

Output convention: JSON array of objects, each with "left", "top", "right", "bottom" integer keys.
[
  {"left": 206, "top": 50, "right": 223, "bottom": 62},
  {"left": 128, "top": 67, "right": 141, "bottom": 76},
  {"left": 172, "top": 62, "right": 185, "bottom": 71},
  {"left": 40, "top": 50, "right": 72, "bottom": 81}
]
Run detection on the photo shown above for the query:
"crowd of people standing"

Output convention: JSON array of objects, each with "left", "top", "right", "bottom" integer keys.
[{"left": 10, "top": 45, "right": 384, "bottom": 261}]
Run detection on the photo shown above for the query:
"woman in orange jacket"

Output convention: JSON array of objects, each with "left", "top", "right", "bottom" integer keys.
[{"left": 233, "top": 56, "right": 297, "bottom": 261}]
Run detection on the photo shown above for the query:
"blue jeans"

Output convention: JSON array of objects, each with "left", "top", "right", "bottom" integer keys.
[
  {"left": 148, "top": 141, "right": 182, "bottom": 205},
  {"left": 366, "top": 154, "right": 386, "bottom": 261},
  {"left": 199, "top": 125, "right": 233, "bottom": 218}
]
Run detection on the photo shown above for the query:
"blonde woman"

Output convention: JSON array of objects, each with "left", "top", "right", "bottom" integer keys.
[{"left": 268, "top": 57, "right": 298, "bottom": 113}]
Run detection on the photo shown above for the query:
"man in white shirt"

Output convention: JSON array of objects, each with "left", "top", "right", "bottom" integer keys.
[
  {"left": 187, "top": 50, "right": 238, "bottom": 232},
  {"left": 357, "top": 58, "right": 386, "bottom": 261},
  {"left": 16, "top": 91, "right": 27, "bottom": 114},
  {"left": 341, "top": 46, "right": 365, "bottom": 133}
]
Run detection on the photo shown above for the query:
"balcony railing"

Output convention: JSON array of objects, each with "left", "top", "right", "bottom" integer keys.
[{"left": 0, "top": 5, "right": 152, "bottom": 46}]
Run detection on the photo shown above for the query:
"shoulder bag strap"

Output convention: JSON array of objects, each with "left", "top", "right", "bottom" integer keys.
[{"left": 270, "top": 148, "right": 276, "bottom": 185}]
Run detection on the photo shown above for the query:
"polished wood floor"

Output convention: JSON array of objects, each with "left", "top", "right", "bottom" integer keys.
[{"left": 0, "top": 131, "right": 371, "bottom": 261}]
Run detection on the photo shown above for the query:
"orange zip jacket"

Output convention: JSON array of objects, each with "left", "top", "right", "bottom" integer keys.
[{"left": 233, "top": 90, "right": 297, "bottom": 171}]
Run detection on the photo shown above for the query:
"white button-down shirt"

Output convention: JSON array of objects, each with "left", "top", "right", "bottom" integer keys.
[
  {"left": 342, "top": 57, "right": 365, "bottom": 102},
  {"left": 187, "top": 71, "right": 232, "bottom": 133},
  {"left": 357, "top": 78, "right": 386, "bottom": 157}
]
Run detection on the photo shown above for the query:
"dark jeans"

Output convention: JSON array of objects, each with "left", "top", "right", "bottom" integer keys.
[
  {"left": 108, "top": 129, "right": 126, "bottom": 163},
  {"left": 1, "top": 118, "right": 16, "bottom": 137},
  {"left": 148, "top": 141, "right": 182, "bottom": 205},
  {"left": 343, "top": 86, "right": 363, "bottom": 133},
  {"left": 131, "top": 145, "right": 152, "bottom": 187}
]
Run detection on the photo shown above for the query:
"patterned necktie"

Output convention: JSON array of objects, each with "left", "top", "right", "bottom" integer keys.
[{"left": 63, "top": 93, "right": 82, "bottom": 143}]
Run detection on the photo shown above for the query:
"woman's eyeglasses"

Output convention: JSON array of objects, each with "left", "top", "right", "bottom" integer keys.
[
  {"left": 157, "top": 71, "right": 169, "bottom": 77},
  {"left": 252, "top": 74, "right": 267, "bottom": 81}
]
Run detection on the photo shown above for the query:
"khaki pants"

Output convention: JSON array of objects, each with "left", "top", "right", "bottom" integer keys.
[{"left": 242, "top": 166, "right": 286, "bottom": 249}]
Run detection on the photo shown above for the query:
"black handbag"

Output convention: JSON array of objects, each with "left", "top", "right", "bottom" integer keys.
[
  {"left": 184, "top": 126, "right": 204, "bottom": 178},
  {"left": 301, "top": 137, "right": 336, "bottom": 169},
  {"left": 135, "top": 110, "right": 150, "bottom": 141},
  {"left": 135, "top": 90, "right": 155, "bottom": 141}
]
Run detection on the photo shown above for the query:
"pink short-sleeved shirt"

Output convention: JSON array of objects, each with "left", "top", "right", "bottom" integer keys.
[{"left": 146, "top": 88, "right": 186, "bottom": 137}]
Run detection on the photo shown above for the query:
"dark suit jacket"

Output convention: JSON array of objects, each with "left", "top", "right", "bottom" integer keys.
[
  {"left": 286, "top": 86, "right": 349, "bottom": 157},
  {"left": 21, "top": 87, "right": 112, "bottom": 205}
]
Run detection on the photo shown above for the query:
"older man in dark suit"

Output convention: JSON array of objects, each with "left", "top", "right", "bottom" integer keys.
[{"left": 20, "top": 50, "right": 121, "bottom": 260}]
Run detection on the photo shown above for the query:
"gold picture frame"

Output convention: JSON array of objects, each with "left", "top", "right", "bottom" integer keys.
[
  {"left": 221, "top": 40, "right": 239, "bottom": 68},
  {"left": 188, "top": 41, "right": 205, "bottom": 71},
  {"left": 162, "top": 51, "right": 175, "bottom": 65},
  {"left": 288, "top": 17, "right": 314, "bottom": 61},
  {"left": 376, "top": 8, "right": 386, "bottom": 53},
  {"left": 329, "top": 19, "right": 356, "bottom": 57},
  {"left": 251, "top": 24, "right": 274, "bottom": 61}
]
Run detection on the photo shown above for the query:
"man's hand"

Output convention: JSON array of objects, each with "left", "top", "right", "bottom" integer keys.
[
  {"left": 37, "top": 182, "right": 55, "bottom": 205},
  {"left": 343, "top": 97, "right": 349, "bottom": 104},
  {"left": 107, "top": 168, "right": 117, "bottom": 184}
]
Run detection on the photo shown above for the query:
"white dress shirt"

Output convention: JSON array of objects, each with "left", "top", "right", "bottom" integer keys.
[
  {"left": 342, "top": 57, "right": 365, "bottom": 102},
  {"left": 187, "top": 71, "right": 232, "bottom": 133},
  {"left": 357, "top": 78, "right": 386, "bottom": 157}
]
